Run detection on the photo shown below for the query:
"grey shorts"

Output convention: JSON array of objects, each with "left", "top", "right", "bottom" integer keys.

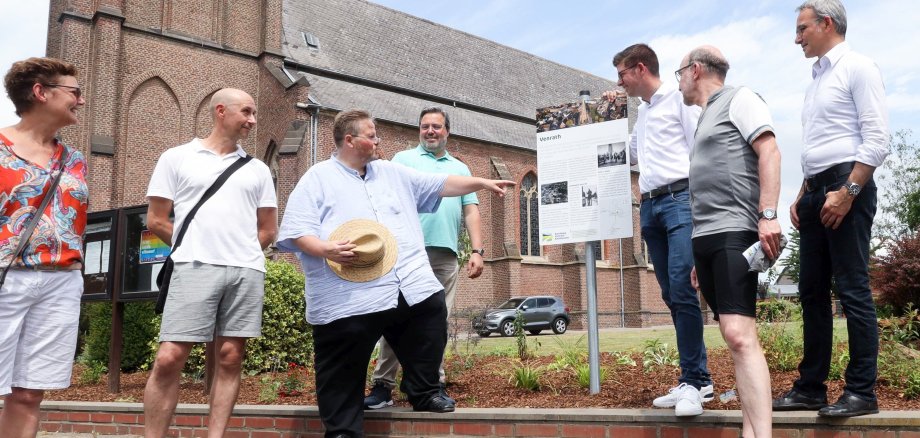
[{"left": 159, "top": 261, "right": 265, "bottom": 342}]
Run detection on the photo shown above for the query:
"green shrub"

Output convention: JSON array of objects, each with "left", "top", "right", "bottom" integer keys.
[
  {"left": 756, "top": 299, "right": 801, "bottom": 323},
  {"left": 81, "top": 301, "right": 159, "bottom": 371},
  {"left": 758, "top": 322, "right": 802, "bottom": 372},
  {"left": 242, "top": 259, "right": 313, "bottom": 373}
]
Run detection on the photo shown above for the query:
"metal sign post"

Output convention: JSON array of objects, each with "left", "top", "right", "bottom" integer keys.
[{"left": 585, "top": 240, "right": 601, "bottom": 394}]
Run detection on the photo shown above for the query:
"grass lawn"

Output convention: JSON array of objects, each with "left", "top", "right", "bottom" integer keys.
[{"left": 446, "top": 318, "right": 850, "bottom": 357}]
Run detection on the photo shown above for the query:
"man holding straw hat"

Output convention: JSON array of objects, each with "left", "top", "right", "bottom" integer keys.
[{"left": 278, "top": 109, "right": 514, "bottom": 438}]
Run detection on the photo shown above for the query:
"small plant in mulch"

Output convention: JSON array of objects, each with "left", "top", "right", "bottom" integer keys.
[
  {"left": 78, "top": 361, "right": 108, "bottom": 385},
  {"left": 277, "top": 362, "right": 308, "bottom": 397},
  {"left": 258, "top": 361, "right": 310, "bottom": 402},
  {"left": 509, "top": 362, "right": 544, "bottom": 391},
  {"left": 827, "top": 342, "right": 850, "bottom": 381},
  {"left": 641, "top": 339, "right": 679, "bottom": 372},
  {"left": 574, "top": 363, "right": 607, "bottom": 389}
]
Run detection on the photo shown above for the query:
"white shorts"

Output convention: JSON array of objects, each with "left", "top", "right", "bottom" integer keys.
[{"left": 0, "top": 269, "right": 83, "bottom": 395}]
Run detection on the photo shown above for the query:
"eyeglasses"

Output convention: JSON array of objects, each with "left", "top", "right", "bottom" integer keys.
[
  {"left": 616, "top": 64, "right": 638, "bottom": 80},
  {"left": 674, "top": 63, "right": 694, "bottom": 82},
  {"left": 352, "top": 134, "right": 381, "bottom": 143},
  {"left": 44, "top": 83, "right": 82, "bottom": 99},
  {"left": 419, "top": 124, "right": 444, "bottom": 131}
]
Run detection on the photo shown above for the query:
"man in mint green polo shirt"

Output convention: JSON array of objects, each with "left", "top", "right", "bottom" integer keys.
[{"left": 364, "top": 107, "right": 484, "bottom": 409}]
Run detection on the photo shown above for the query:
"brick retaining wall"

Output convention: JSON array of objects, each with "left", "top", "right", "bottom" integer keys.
[{"left": 4, "top": 401, "right": 919, "bottom": 437}]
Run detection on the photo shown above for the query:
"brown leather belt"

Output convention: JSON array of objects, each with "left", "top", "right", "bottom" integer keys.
[{"left": 641, "top": 178, "right": 689, "bottom": 201}]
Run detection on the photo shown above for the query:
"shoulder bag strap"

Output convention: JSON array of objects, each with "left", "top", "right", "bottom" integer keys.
[
  {"left": 1, "top": 147, "right": 70, "bottom": 285},
  {"left": 170, "top": 154, "right": 253, "bottom": 251}
]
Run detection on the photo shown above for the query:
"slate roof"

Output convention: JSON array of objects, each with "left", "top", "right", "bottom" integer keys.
[{"left": 281, "top": 0, "right": 618, "bottom": 150}]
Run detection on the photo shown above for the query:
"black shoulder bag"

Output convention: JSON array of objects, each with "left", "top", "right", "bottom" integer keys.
[
  {"left": 154, "top": 154, "right": 253, "bottom": 314},
  {"left": 0, "top": 148, "right": 70, "bottom": 289}
]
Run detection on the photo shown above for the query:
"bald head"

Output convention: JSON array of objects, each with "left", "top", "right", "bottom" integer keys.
[
  {"left": 209, "top": 88, "right": 254, "bottom": 118},
  {"left": 684, "top": 45, "right": 730, "bottom": 81}
]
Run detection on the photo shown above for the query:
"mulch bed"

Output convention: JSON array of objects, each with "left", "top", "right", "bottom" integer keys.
[{"left": 45, "top": 348, "right": 920, "bottom": 411}]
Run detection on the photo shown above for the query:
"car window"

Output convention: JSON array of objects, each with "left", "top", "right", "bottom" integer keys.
[
  {"left": 498, "top": 299, "right": 522, "bottom": 309},
  {"left": 537, "top": 298, "right": 552, "bottom": 307},
  {"left": 522, "top": 298, "right": 537, "bottom": 308}
]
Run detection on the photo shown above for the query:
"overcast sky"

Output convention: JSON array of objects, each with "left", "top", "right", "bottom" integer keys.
[{"left": 2, "top": 0, "right": 917, "bottom": 244}]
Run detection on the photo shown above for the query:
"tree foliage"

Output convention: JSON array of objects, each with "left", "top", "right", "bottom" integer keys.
[
  {"left": 871, "top": 233, "right": 920, "bottom": 315},
  {"left": 877, "top": 129, "right": 920, "bottom": 241}
]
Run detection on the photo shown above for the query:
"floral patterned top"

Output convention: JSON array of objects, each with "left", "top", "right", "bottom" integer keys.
[{"left": 0, "top": 133, "right": 88, "bottom": 268}]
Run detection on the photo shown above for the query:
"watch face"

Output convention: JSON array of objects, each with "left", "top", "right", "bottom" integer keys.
[
  {"left": 762, "top": 209, "right": 776, "bottom": 219},
  {"left": 846, "top": 182, "right": 861, "bottom": 196}
]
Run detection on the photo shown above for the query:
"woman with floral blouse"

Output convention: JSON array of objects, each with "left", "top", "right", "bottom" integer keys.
[{"left": 0, "top": 57, "right": 88, "bottom": 438}]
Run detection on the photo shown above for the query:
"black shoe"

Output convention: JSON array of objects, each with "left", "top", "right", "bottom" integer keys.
[
  {"left": 818, "top": 392, "right": 879, "bottom": 417},
  {"left": 363, "top": 382, "right": 393, "bottom": 410},
  {"left": 773, "top": 388, "right": 828, "bottom": 411},
  {"left": 440, "top": 383, "right": 456, "bottom": 405},
  {"left": 413, "top": 394, "right": 456, "bottom": 413}
]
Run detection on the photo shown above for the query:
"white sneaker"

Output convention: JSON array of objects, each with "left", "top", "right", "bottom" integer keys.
[
  {"left": 653, "top": 383, "right": 714, "bottom": 408},
  {"left": 674, "top": 385, "right": 704, "bottom": 416}
]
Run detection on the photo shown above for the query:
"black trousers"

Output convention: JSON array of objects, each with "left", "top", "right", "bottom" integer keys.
[
  {"left": 795, "top": 172, "right": 878, "bottom": 401},
  {"left": 312, "top": 290, "right": 447, "bottom": 437}
]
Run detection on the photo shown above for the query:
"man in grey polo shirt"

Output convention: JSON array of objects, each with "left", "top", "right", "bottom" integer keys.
[
  {"left": 277, "top": 109, "right": 513, "bottom": 438},
  {"left": 678, "top": 46, "right": 782, "bottom": 438}
]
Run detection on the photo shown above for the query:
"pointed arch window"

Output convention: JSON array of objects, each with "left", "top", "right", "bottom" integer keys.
[{"left": 519, "top": 173, "right": 540, "bottom": 256}]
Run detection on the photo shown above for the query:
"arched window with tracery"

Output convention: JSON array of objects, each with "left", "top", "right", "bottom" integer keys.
[{"left": 519, "top": 173, "right": 540, "bottom": 256}]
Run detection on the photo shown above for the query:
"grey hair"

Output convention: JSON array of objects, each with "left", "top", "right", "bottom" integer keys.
[
  {"left": 688, "top": 48, "right": 730, "bottom": 81},
  {"left": 797, "top": 0, "right": 847, "bottom": 36}
]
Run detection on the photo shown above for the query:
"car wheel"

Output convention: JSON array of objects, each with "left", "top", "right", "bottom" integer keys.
[
  {"left": 478, "top": 331, "right": 491, "bottom": 337},
  {"left": 552, "top": 317, "right": 567, "bottom": 334},
  {"left": 500, "top": 320, "right": 516, "bottom": 337},
  {"left": 529, "top": 330, "right": 542, "bottom": 335}
]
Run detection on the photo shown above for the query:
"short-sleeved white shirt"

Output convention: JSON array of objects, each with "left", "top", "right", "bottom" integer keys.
[{"left": 146, "top": 139, "right": 277, "bottom": 272}]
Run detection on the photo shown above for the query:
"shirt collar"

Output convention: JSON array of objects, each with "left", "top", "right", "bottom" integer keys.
[
  {"left": 331, "top": 153, "right": 371, "bottom": 179},
  {"left": 812, "top": 41, "right": 850, "bottom": 78},
  {"left": 191, "top": 138, "right": 247, "bottom": 158},
  {"left": 645, "top": 81, "right": 674, "bottom": 106},
  {"left": 414, "top": 144, "right": 453, "bottom": 161}
]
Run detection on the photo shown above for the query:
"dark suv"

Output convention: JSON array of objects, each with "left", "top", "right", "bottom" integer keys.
[{"left": 472, "top": 296, "right": 570, "bottom": 337}]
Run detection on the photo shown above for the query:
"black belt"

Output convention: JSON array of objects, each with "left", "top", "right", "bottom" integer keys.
[
  {"left": 641, "top": 179, "right": 689, "bottom": 201},
  {"left": 805, "top": 162, "right": 854, "bottom": 192}
]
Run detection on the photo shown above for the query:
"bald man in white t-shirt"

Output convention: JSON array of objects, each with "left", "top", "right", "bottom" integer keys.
[{"left": 142, "top": 88, "right": 278, "bottom": 438}]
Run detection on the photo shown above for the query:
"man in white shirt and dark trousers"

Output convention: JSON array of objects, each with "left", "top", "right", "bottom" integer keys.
[
  {"left": 606, "top": 43, "right": 712, "bottom": 417},
  {"left": 142, "top": 88, "right": 278, "bottom": 437},
  {"left": 773, "top": 0, "right": 889, "bottom": 418}
]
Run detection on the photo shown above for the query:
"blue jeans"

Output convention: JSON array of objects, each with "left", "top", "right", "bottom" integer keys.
[
  {"left": 641, "top": 189, "right": 711, "bottom": 388},
  {"left": 794, "top": 175, "right": 878, "bottom": 402}
]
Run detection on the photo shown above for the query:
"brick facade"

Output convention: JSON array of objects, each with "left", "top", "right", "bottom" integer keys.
[{"left": 47, "top": 0, "right": 676, "bottom": 329}]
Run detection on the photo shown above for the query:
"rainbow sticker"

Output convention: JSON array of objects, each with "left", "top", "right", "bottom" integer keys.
[{"left": 139, "top": 230, "right": 170, "bottom": 264}]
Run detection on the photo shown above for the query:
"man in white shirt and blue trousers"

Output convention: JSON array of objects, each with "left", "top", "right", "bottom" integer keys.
[
  {"left": 774, "top": 0, "right": 889, "bottom": 418},
  {"left": 608, "top": 43, "right": 712, "bottom": 417}
]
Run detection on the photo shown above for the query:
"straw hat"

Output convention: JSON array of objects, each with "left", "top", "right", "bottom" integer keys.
[{"left": 326, "top": 219, "right": 398, "bottom": 282}]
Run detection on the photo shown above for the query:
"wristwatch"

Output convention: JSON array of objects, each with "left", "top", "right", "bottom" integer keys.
[
  {"left": 759, "top": 208, "right": 777, "bottom": 221},
  {"left": 844, "top": 181, "right": 862, "bottom": 197},
  {"left": 472, "top": 248, "right": 485, "bottom": 256}
]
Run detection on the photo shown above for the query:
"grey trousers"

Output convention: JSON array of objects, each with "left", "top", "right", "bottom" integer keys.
[{"left": 371, "top": 247, "right": 458, "bottom": 388}]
